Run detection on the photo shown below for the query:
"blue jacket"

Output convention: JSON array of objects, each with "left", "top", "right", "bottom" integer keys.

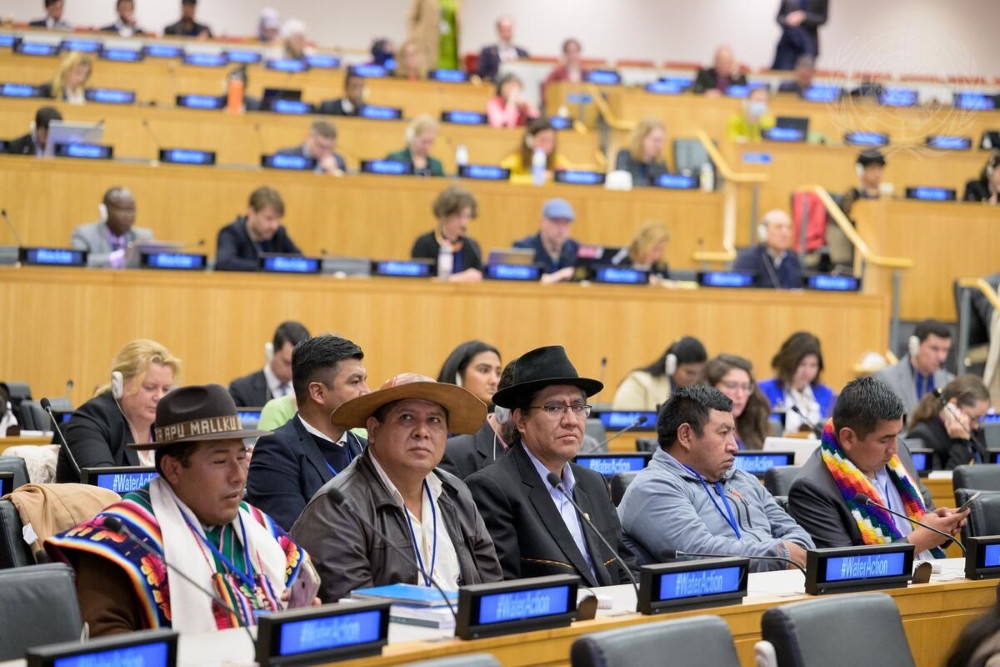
[
  {"left": 758, "top": 378, "right": 836, "bottom": 422},
  {"left": 617, "top": 448, "right": 813, "bottom": 572},
  {"left": 512, "top": 233, "right": 579, "bottom": 274},
  {"left": 733, "top": 244, "right": 803, "bottom": 289}
]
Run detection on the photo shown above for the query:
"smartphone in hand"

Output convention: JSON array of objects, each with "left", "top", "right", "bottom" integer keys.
[{"left": 287, "top": 559, "right": 321, "bottom": 608}]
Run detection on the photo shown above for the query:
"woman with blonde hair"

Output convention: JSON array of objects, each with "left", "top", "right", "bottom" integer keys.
[
  {"left": 56, "top": 339, "right": 181, "bottom": 482},
  {"left": 612, "top": 221, "right": 671, "bottom": 280},
  {"left": 614, "top": 117, "right": 669, "bottom": 187},
  {"left": 385, "top": 114, "right": 444, "bottom": 176},
  {"left": 395, "top": 39, "right": 428, "bottom": 80},
  {"left": 43, "top": 52, "right": 93, "bottom": 104}
]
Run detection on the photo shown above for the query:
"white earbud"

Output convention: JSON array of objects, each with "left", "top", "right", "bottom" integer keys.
[
  {"left": 665, "top": 353, "right": 678, "bottom": 377},
  {"left": 908, "top": 335, "right": 920, "bottom": 358},
  {"left": 98, "top": 203, "right": 109, "bottom": 223},
  {"left": 454, "top": 372, "right": 463, "bottom": 388},
  {"left": 494, "top": 405, "right": 511, "bottom": 424},
  {"left": 265, "top": 341, "right": 274, "bottom": 363}
]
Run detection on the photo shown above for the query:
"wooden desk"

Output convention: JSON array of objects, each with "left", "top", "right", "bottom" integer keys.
[
  {"left": 0, "top": 268, "right": 886, "bottom": 414},
  {"left": 854, "top": 199, "right": 1000, "bottom": 321},
  {"left": 0, "top": 156, "right": 722, "bottom": 264},
  {"left": 0, "top": 435, "right": 52, "bottom": 455}
]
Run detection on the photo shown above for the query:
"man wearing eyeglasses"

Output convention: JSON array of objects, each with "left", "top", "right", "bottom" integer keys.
[{"left": 466, "top": 346, "right": 635, "bottom": 585}]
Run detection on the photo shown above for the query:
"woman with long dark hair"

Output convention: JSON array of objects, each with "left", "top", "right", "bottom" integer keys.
[
  {"left": 758, "top": 332, "right": 835, "bottom": 433},
  {"left": 908, "top": 374, "right": 991, "bottom": 470},
  {"left": 613, "top": 337, "right": 707, "bottom": 411},
  {"left": 702, "top": 354, "right": 771, "bottom": 450}
]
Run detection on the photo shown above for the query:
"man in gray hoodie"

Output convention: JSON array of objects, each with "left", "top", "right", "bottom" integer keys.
[{"left": 618, "top": 385, "right": 813, "bottom": 572}]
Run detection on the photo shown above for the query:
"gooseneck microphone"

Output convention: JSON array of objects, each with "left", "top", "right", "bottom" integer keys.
[
  {"left": 0, "top": 209, "right": 27, "bottom": 246},
  {"left": 101, "top": 516, "right": 255, "bottom": 644},
  {"left": 853, "top": 493, "right": 966, "bottom": 556},
  {"left": 326, "top": 487, "right": 458, "bottom": 623},
  {"left": 41, "top": 397, "right": 80, "bottom": 478},
  {"left": 546, "top": 472, "right": 640, "bottom": 609},
  {"left": 789, "top": 405, "right": 823, "bottom": 438},
  {"left": 671, "top": 548, "right": 806, "bottom": 576},
  {"left": 600, "top": 415, "right": 648, "bottom": 449}
]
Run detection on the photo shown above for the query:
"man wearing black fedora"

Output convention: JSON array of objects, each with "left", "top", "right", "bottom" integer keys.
[
  {"left": 465, "top": 346, "right": 634, "bottom": 586},
  {"left": 291, "top": 374, "right": 503, "bottom": 603},
  {"left": 48, "top": 384, "right": 316, "bottom": 637}
]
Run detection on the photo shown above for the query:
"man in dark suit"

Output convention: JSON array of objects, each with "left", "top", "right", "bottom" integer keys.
[
  {"left": 692, "top": 45, "right": 748, "bottom": 95},
  {"left": 276, "top": 120, "right": 346, "bottom": 175},
  {"left": 512, "top": 198, "right": 580, "bottom": 282},
  {"left": 29, "top": 0, "right": 71, "bottom": 29},
  {"left": 476, "top": 16, "right": 529, "bottom": 81},
  {"left": 318, "top": 71, "right": 367, "bottom": 117},
  {"left": 229, "top": 321, "right": 311, "bottom": 408},
  {"left": 466, "top": 346, "right": 633, "bottom": 586},
  {"left": 733, "top": 209, "right": 802, "bottom": 289},
  {"left": 6, "top": 106, "right": 62, "bottom": 157},
  {"left": 215, "top": 186, "right": 302, "bottom": 272},
  {"left": 247, "top": 335, "right": 370, "bottom": 530},
  {"left": 163, "top": 0, "right": 212, "bottom": 38},
  {"left": 100, "top": 0, "right": 146, "bottom": 36},
  {"left": 773, "top": 0, "right": 829, "bottom": 70}
]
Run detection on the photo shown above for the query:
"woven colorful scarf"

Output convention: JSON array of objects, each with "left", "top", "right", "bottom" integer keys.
[{"left": 820, "top": 419, "right": 945, "bottom": 558}]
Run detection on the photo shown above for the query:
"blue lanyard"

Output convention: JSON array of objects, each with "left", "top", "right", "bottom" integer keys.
[
  {"left": 403, "top": 481, "right": 437, "bottom": 587},
  {"left": 323, "top": 438, "right": 356, "bottom": 477},
  {"left": 683, "top": 464, "right": 742, "bottom": 539},
  {"left": 183, "top": 512, "right": 256, "bottom": 591}
]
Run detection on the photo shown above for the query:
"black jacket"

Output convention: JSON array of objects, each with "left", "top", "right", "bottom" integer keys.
[
  {"left": 228, "top": 370, "right": 269, "bottom": 408},
  {"left": 733, "top": 244, "right": 803, "bottom": 289},
  {"left": 476, "top": 44, "right": 529, "bottom": 81},
  {"left": 410, "top": 232, "right": 483, "bottom": 272},
  {"left": 692, "top": 68, "right": 748, "bottom": 94},
  {"left": 290, "top": 449, "right": 503, "bottom": 603},
  {"left": 215, "top": 217, "right": 301, "bottom": 272},
  {"left": 614, "top": 149, "right": 668, "bottom": 188},
  {"left": 247, "top": 415, "right": 366, "bottom": 531},
  {"left": 5, "top": 133, "right": 38, "bottom": 156},
  {"left": 777, "top": 0, "right": 829, "bottom": 55},
  {"left": 907, "top": 418, "right": 987, "bottom": 471},
  {"left": 465, "top": 442, "right": 633, "bottom": 587},
  {"left": 56, "top": 392, "right": 140, "bottom": 483},
  {"left": 787, "top": 444, "right": 932, "bottom": 549},
  {"left": 440, "top": 421, "right": 501, "bottom": 480},
  {"left": 964, "top": 180, "right": 997, "bottom": 203},
  {"left": 163, "top": 20, "right": 212, "bottom": 38},
  {"left": 318, "top": 98, "right": 364, "bottom": 117}
]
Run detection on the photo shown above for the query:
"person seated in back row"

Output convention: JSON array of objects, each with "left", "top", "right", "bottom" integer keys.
[
  {"left": 319, "top": 71, "right": 367, "bottom": 117},
  {"left": 216, "top": 186, "right": 302, "bottom": 272},
  {"left": 100, "top": 0, "right": 146, "bottom": 36},
  {"left": 7, "top": 106, "right": 62, "bottom": 157},
  {"left": 692, "top": 45, "right": 748, "bottom": 96},
  {"left": 733, "top": 209, "right": 802, "bottom": 289},
  {"left": 163, "top": 0, "right": 212, "bottom": 38},
  {"left": 614, "top": 117, "right": 669, "bottom": 187},
  {"left": 411, "top": 185, "right": 484, "bottom": 282},
  {"left": 229, "top": 321, "right": 311, "bottom": 408},
  {"left": 71, "top": 187, "right": 153, "bottom": 269},
  {"left": 513, "top": 198, "right": 580, "bottom": 283},
  {"left": 277, "top": 120, "right": 346, "bottom": 175},
  {"left": 386, "top": 115, "right": 444, "bottom": 176},
  {"left": 726, "top": 87, "right": 775, "bottom": 143},
  {"left": 964, "top": 152, "right": 1000, "bottom": 205},
  {"left": 500, "top": 118, "right": 570, "bottom": 181},
  {"left": 476, "top": 15, "right": 529, "bottom": 81},
  {"left": 29, "top": 0, "right": 71, "bottom": 30}
]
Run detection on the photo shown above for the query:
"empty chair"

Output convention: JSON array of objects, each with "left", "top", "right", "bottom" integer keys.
[
  {"left": 0, "top": 498, "right": 33, "bottom": 568},
  {"left": 0, "top": 457, "right": 30, "bottom": 490},
  {"left": 18, "top": 401, "right": 52, "bottom": 431},
  {"left": 571, "top": 615, "right": 739, "bottom": 667},
  {"left": 764, "top": 465, "right": 801, "bottom": 496},
  {"left": 610, "top": 471, "right": 639, "bottom": 506},
  {"left": 584, "top": 418, "right": 607, "bottom": 450},
  {"left": 0, "top": 563, "right": 83, "bottom": 660},
  {"left": 956, "top": 491, "right": 1000, "bottom": 539},
  {"left": 953, "top": 465, "right": 1000, "bottom": 495},
  {"left": 404, "top": 655, "right": 501, "bottom": 667},
  {"left": 757, "top": 593, "right": 914, "bottom": 667},
  {"left": 635, "top": 438, "right": 657, "bottom": 453}
]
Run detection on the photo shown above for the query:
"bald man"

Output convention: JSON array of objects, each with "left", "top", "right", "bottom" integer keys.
[
  {"left": 693, "top": 46, "right": 748, "bottom": 96},
  {"left": 71, "top": 188, "right": 153, "bottom": 268},
  {"left": 732, "top": 210, "right": 802, "bottom": 289}
]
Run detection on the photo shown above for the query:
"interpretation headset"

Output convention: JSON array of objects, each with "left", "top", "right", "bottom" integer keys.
[
  {"left": 986, "top": 152, "right": 1000, "bottom": 180},
  {"left": 665, "top": 340, "right": 680, "bottom": 377},
  {"left": 98, "top": 203, "right": 109, "bottom": 223},
  {"left": 110, "top": 370, "right": 124, "bottom": 400},
  {"left": 454, "top": 372, "right": 463, "bottom": 388},
  {"left": 855, "top": 162, "right": 865, "bottom": 180},
  {"left": 264, "top": 341, "right": 274, "bottom": 363},
  {"left": 494, "top": 405, "right": 511, "bottom": 424},
  {"left": 908, "top": 333, "right": 920, "bottom": 358},
  {"left": 757, "top": 218, "right": 769, "bottom": 243}
]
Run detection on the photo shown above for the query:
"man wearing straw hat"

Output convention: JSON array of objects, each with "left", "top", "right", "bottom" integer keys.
[
  {"left": 291, "top": 373, "right": 503, "bottom": 603},
  {"left": 48, "top": 384, "right": 315, "bottom": 636}
]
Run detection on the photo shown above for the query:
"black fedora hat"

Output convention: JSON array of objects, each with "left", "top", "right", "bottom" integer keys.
[
  {"left": 132, "top": 383, "right": 271, "bottom": 450},
  {"left": 491, "top": 346, "right": 603, "bottom": 409}
]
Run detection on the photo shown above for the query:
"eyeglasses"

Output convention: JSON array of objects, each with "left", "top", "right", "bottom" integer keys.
[
  {"left": 720, "top": 381, "right": 754, "bottom": 394},
  {"left": 530, "top": 403, "right": 593, "bottom": 417}
]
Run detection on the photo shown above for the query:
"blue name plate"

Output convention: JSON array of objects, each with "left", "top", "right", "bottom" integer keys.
[
  {"left": 227, "top": 49, "right": 262, "bottom": 64},
  {"left": 255, "top": 601, "right": 390, "bottom": 665},
  {"left": 954, "top": 92, "right": 996, "bottom": 111},
  {"left": 907, "top": 448, "right": 932, "bottom": 475},
  {"left": 350, "top": 64, "right": 388, "bottom": 78},
  {"left": 429, "top": 69, "right": 469, "bottom": 83},
  {"left": 805, "top": 274, "right": 861, "bottom": 291},
  {"left": 484, "top": 264, "right": 540, "bottom": 281},
  {"left": 1, "top": 83, "right": 42, "bottom": 98},
  {"left": 141, "top": 251, "right": 208, "bottom": 270},
  {"left": 655, "top": 173, "right": 699, "bottom": 189},
  {"left": 85, "top": 88, "right": 136, "bottom": 105},
  {"left": 764, "top": 127, "right": 805, "bottom": 142},
  {"left": 145, "top": 44, "right": 182, "bottom": 59},
  {"left": 360, "top": 105, "right": 403, "bottom": 120},
  {"left": 0, "top": 35, "right": 15, "bottom": 48},
  {"left": 0, "top": 473, "right": 11, "bottom": 497},
  {"left": 360, "top": 160, "right": 412, "bottom": 176},
  {"left": 53, "top": 143, "right": 114, "bottom": 160},
  {"left": 176, "top": 94, "right": 224, "bottom": 110},
  {"left": 639, "top": 558, "right": 749, "bottom": 614},
  {"left": 268, "top": 99, "right": 313, "bottom": 115},
  {"left": 806, "top": 544, "right": 913, "bottom": 594},
  {"left": 371, "top": 260, "right": 433, "bottom": 278},
  {"left": 966, "top": 537, "right": 1000, "bottom": 579},
  {"left": 742, "top": 152, "right": 772, "bottom": 165},
  {"left": 554, "top": 170, "right": 605, "bottom": 186},
  {"left": 844, "top": 131, "right": 890, "bottom": 147},
  {"left": 60, "top": 39, "right": 100, "bottom": 53},
  {"left": 306, "top": 54, "right": 340, "bottom": 69},
  {"left": 802, "top": 85, "right": 842, "bottom": 103},
  {"left": 592, "top": 266, "right": 648, "bottom": 285},
  {"left": 699, "top": 271, "right": 754, "bottom": 288},
  {"left": 549, "top": 116, "right": 573, "bottom": 131},
  {"left": 725, "top": 85, "right": 750, "bottom": 98},
  {"left": 732, "top": 451, "right": 794, "bottom": 476},
  {"left": 260, "top": 255, "right": 321, "bottom": 274},
  {"left": 926, "top": 135, "right": 972, "bottom": 151},
  {"left": 26, "top": 629, "right": 177, "bottom": 667},
  {"left": 573, "top": 454, "right": 650, "bottom": 476},
  {"left": 906, "top": 187, "right": 957, "bottom": 202},
  {"left": 91, "top": 470, "right": 158, "bottom": 493},
  {"left": 441, "top": 110, "right": 488, "bottom": 125},
  {"left": 183, "top": 52, "right": 229, "bottom": 67},
  {"left": 459, "top": 165, "right": 510, "bottom": 181},
  {"left": 159, "top": 148, "right": 216, "bottom": 166},
  {"left": 587, "top": 70, "right": 621, "bottom": 85},
  {"left": 266, "top": 58, "right": 310, "bottom": 73},
  {"left": 880, "top": 88, "right": 919, "bottom": 107},
  {"left": 100, "top": 47, "right": 143, "bottom": 62},
  {"left": 238, "top": 410, "right": 263, "bottom": 425},
  {"left": 645, "top": 81, "right": 687, "bottom": 95},
  {"left": 596, "top": 411, "right": 657, "bottom": 430},
  {"left": 19, "top": 247, "right": 87, "bottom": 267},
  {"left": 15, "top": 41, "right": 59, "bottom": 57},
  {"left": 565, "top": 92, "right": 593, "bottom": 104},
  {"left": 261, "top": 154, "right": 317, "bottom": 171},
  {"left": 457, "top": 575, "right": 578, "bottom": 640}
]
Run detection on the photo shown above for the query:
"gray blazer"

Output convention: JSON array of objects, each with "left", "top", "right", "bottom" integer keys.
[
  {"left": 872, "top": 356, "right": 954, "bottom": 417},
  {"left": 70, "top": 221, "right": 154, "bottom": 268}
]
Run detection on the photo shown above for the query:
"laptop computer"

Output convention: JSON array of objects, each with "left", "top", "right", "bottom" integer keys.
[
  {"left": 44, "top": 120, "right": 105, "bottom": 157},
  {"left": 762, "top": 436, "right": 820, "bottom": 466}
]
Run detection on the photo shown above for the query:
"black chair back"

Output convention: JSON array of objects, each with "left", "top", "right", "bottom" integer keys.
[
  {"left": 763, "top": 465, "right": 801, "bottom": 496},
  {"left": 610, "top": 471, "right": 639, "bottom": 506},
  {"left": 571, "top": 615, "right": 739, "bottom": 667},
  {"left": 0, "top": 563, "right": 83, "bottom": 660}
]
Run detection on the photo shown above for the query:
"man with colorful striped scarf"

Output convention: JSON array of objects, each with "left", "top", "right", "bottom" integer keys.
[{"left": 788, "top": 376, "right": 967, "bottom": 557}]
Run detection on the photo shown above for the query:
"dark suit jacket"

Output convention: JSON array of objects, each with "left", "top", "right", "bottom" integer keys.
[
  {"left": 512, "top": 233, "right": 579, "bottom": 274},
  {"left": 276, "top": 144, "right": 347, "bottom": 173},
  {"left": 99, "top": 23, "right": 146, "bottom": 36},
  {"left": 247, "top": 415, "right": 366, "bottom": 531},
  {"left": 733, "top": 244, "right": 803, "bottom": 289},
  {"left": 476, "top": 44, "right": 529, "bottom": 81},
  {"left": 5, "top": 133, "right": 38, "bottom": 156},
  {"left": 163, "top": 20, "right": 212, "bottom": 38},
  {"left": 215, "top": 217, "right": 301, "bottom": 272},
  {"left": 228, "top": 369, "right": 269, "bottom": 407},
  {"left": 384, "top": 147, "right": 444, "bottom": 177},
  {"left": 56, "top": 392, "right": 140, "bottom": 483},
  {"left": 465, "top": 442, "right": 633, "bottom": 587},
  {"left": 440, "top": 421, "right": 500, "bottom": 480},
  {"left": 777, "top": 0, "right": 829, "bottom": 55},
  {"left": 692, "top": 68, "right": 748, "bottom": 94},
  {"left": 614, "top": 149, "right": 668, "bottom": 187},
  {"left": 907, "top": 418, "right": 987, "bottom": 471},
  {"left": 964, "top": 180, "right": 996, "bottom": 203},
  {"left": 410, "top": 232, "right": 483, "bottom": 272},
  {"left": 787, "top": 444, "right": 932, "bottom": 549},
  {"left": 318, "top": 98, "right": 364, "bottom": 117}
]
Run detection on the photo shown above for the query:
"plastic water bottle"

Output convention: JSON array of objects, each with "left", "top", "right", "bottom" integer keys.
[
  {"left": 531, "top": 148, "right": 547, "bottom": 186},
  {"left": 700, "top": 162, "right": 715, "bottom": 192},
  {"left": 455, "top": 144, "right": 469, "bottom": 168},
  {"left": 437, "top": 244, "right": 453, "bottom": 279}
]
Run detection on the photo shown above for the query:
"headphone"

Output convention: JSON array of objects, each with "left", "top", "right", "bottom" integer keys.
[
  {"left": 986, "top": 153, "right": 1000, "bottom": 180},
  {"left": 264, "top": 341, "right": 274, "bottom": 363},
  {"left": 454, "top": 372, "right": 463, "bottom": 388},
  {"left": 665, "top": 341, "right": 679, "bottom": 377},
  {"left": 110, "top": 370, "right": 124, "bottom": 400},
  {"left": 494, "top": 405, "right": 511, "bottom": 424},
  {"left": 524, "top": 133, "right": 536, "bottom": 150},
  {"left": 98, "top": 203, "right": 109, "bottom": 222},
  {"left": 855, "top": 163, "right": 865, "bottom": 180},
  {"left": 757, "top": 219, "right": 769, "bottom": 243},
  {"left": 908, "top": 334, "right": 920, "bottom": 358}
]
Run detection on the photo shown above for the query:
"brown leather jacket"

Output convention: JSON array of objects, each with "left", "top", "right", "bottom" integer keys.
[{"left": 290, "top": 448, "right": 502, "bottom": 603}]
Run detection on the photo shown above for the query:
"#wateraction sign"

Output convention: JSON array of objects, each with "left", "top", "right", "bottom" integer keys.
[
  {"left": 81, "top": 467, "right": 158, "bottom": 494},
  {"left": 638, "top": 558, "right": 749, "bottom": 614},
  {"left": 140, "top": 252, "right": 208, "bottom": 271},
  {"left": 966, "top": 537, "right": 1000, "bottom": 580},
  {"left": 596, "top": 411, "right": 657, "bottom": 431},
  {"left": 370, "top": 260, "right": 433, "bottom": 278},
  {"left": 573, "top": 453, "right": 651, "bottom": 477},
  {"left": 484, "top": 264, "right": 541, "bottom": 281},
  {"left": 456, "top": 575, "right": 579, "bottom": 640},
  {"left": 255, "top": 600, "right": 390, "bottom": 666},
  {"left": 26, "top": 629, "right": 177, "bottom": 667},
  {"left": 805, "top": 544, "right": 913, "bottom": 594},
  {"left": 259, "top": 255, "right": 322, "bottom": 274},
  {"left": 158, "top": 148, "right": 216, "bottom": 166},
  {"left": 731, "top": 451, "right": 794, "bottom": 477},
  {"left": 19, "top": 247, "right": 87, "bottom": 267}
]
